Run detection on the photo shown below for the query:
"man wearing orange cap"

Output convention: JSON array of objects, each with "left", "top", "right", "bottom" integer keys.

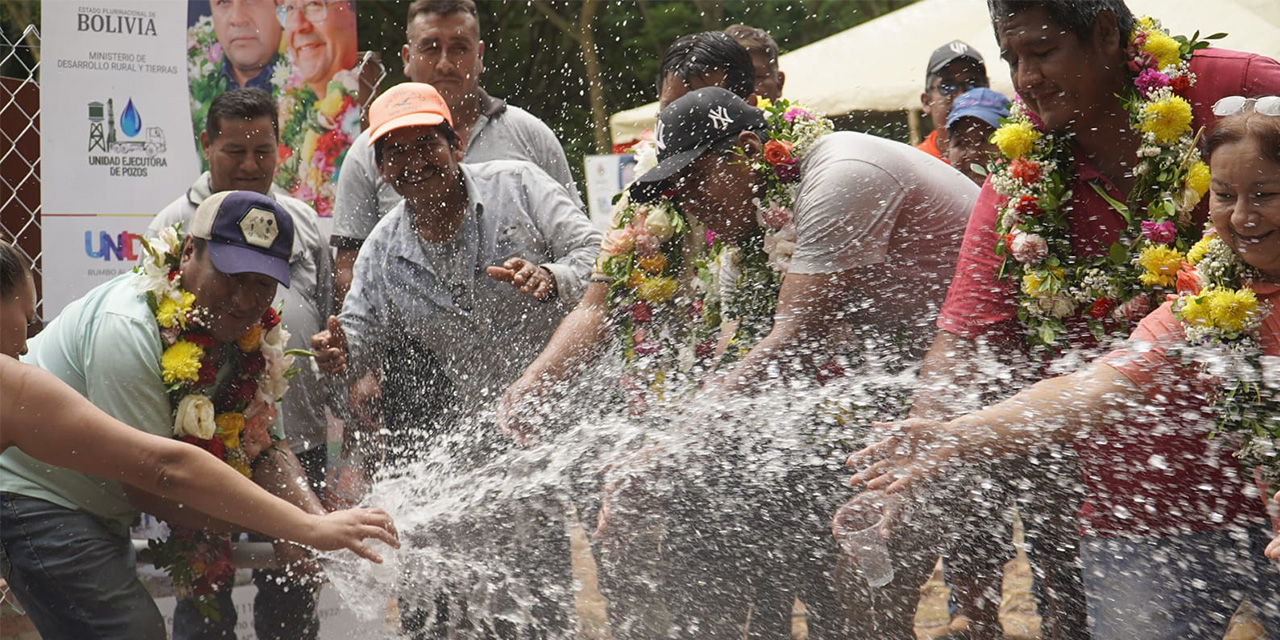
[
  {"left": 311, "top": 82, "right": 600, "bottom": 638},
  {"left": 330, "top": 0, "right": 583, "bottom": 310}
]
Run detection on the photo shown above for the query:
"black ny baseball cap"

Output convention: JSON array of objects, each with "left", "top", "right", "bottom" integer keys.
[
  {"left": 189, "top": 190, "right": 294, "bottom": 287},
  {"left": 629, "top": 87, "right": 767, "bottom": 203}
]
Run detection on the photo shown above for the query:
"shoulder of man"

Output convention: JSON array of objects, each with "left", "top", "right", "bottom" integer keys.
[{"left": 148, "top": 173, "right": 209, "bottom": 234}]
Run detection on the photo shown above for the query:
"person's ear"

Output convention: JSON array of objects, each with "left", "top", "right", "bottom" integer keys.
[
  {"left": 179, "top": 236, "right": 196, "bottom": 267},
  {"left": 920, "top": 90, "right": 932, "bottom": 115},
  {"left": 200, "top": 130, "right": 212, "bottom": 161},
  {"left": 777, "top": 70, "right": 786, "bottom": 94},
  {"left": 737, "top": 131, "right": 763, "bottom": 159},
  {"left": 1093, "top": 10, "right": 1123, "bottom": 60},
  {"left": 476, "top": 40, "right": 486, "bottom": 76},
  {"left": 401, "top": 43, "right": 412, "bottom": 75}
]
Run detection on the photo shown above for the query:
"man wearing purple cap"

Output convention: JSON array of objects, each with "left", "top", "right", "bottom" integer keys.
[
  {"left": 0, "top": 191, "right": 308, "bottom": 640},
  {"left": 149, "top": 87, "right": 334, "bottom": 640},
  {"left": 917, "top": 40, "right": 990, "bottom": 163}
]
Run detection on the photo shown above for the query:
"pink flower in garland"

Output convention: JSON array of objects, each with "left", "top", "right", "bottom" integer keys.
[
  {"left": 1134, "top": 68, "right": 1170, "bottom": 97},
  {"left": 783, "top": 107, "right": 811, "bottom": 122},
  {"left": 1140, "top": 220, "right": 1177, "bottom": 244}
]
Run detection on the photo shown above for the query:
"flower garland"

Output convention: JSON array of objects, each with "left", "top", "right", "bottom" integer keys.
[
  {"left": 271, "top": 67, "right": 363, "bottom": 218},
  {"left": 1171, "top": 232, "right": 1278, "bottom": 482},
  {"left": 990, "top": 17, "right": 1220, "bottom": 352},
  {"left": 134, "top": 226, "right": 298, "bottom": 615},
  {"left": 594, "top": 98, "right": 833, "bottom": 401},
  {"left": 187, "top": 15, "right": 231, "bottom": 172}
]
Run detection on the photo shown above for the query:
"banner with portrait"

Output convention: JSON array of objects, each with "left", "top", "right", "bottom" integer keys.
[
  {"left": 186, "top": 0, "right": 362, "bottom": 218},
  {"left": 40, "top": 0, "right": 362, "bottom": 318}
]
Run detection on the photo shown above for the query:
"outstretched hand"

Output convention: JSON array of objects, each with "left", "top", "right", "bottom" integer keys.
[
  {"left": 311, "top": 315, "right": 348, "bottom": 375},
  {"left": 486, "top": 258, "right": 556, "bottom": 300},
  {"left": 496, "top": 380, "right": 544, "bottom": 447},
  {"left": 304, "top": 507, "right": 400, "bottom": 563},
  {"left": 846, "top": 418, "right": 953, "bottom": 495}
]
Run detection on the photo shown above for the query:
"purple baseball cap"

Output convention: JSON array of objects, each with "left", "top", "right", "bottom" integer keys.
[
  {"left": 188, "top": 191, "right": 293, "bottom": 287},
  {"left": 946, "top": 87, "right": 1011, "bottom": 131}
]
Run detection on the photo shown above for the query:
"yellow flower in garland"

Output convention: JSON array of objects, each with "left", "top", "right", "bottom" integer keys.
[
  {"left": 635, "top": 276, "right": 679, "bottom": 304},
  {"left": 755, "top": 97, "right": 773, "bottom": 110},
  {"left": 215, "top": 413, "right": 246, "bottom": 451},
  {"left": 156, "top": 291, "right": 196, "bottom": 329},
  {"left": 317, "top": 88, "right": 346, "bottom": 118},
  {"left": 1206, "top": 288, "right": 1258, "bottom": 334},
  {"left": 1141, "top": 31, "right": 1182, "bottom": 69},
  {"left": 637, "top": 253, "right": 667, "bottom": 275},
  {"left": 1186, "top": 234, "right": 1215, "bottom": 265},
  {"left": 1179, "top": 294, "right": 1213, "bottom": 328},
  {"left": 1137, "top": 245, "right": 1184, "bottom": 287},
  {"left": 1139, "top": 95, "right": 1193, "bottom": 145},
  {"left": 1184, "top": 161, "right": 1211, "bottom": 200},
  {"left": 161, "top": 340, "right": 205, "bottom": 384},
  {"left": 993, "top": 121, "right": 1040, "bottom": 159}
]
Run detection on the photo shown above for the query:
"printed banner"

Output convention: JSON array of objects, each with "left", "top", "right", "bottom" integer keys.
[
  {"left": 41, "top": 1, "right": 199, "bottom": 317},
  {"left": 41, "top": 1, "right": 360, "bottom": 317}
]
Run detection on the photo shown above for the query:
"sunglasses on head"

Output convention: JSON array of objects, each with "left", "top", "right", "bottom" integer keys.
[
  {"left": 1212, "top": 96, "right": 1280, "bottom": 117},
  {"left": 936, "top": 79, "right": 988, "bottom": 98}
]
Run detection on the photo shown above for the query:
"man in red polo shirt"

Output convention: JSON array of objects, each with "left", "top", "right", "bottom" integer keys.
[{"left": 850, "top": 1, "right": 1280, "bottom": 639}]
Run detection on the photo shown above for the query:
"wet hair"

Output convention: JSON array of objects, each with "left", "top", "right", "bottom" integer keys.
[
  {"left": 986, "top": 0, "right": 1136, "bottom": 43},
  {"left": 1, "top": 241, "right": 31, "bottom": 298},
  {"left": 407, "top": 0, "right": 478, "bottom": 26},
  {"left": 205, "top": 88, "right": 279, "bottom": 143},
  {"left": 657, "top": 31, "right": 755, "bottom": 100},
  {"left": 1204, "top": 109, "right": 1280, "bottom": 165},
  {"left": 372, "top": 124, "right": 460, "bottom": 167},
  {"left": 724, "top": 24, "right": 780, "bottom": 70}
]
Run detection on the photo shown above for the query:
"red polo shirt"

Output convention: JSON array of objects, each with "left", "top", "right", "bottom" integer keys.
[{"left": 937, "top": 48, "right": 1280, "bottom": 536}]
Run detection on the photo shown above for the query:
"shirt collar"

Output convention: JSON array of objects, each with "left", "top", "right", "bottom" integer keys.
[
  {"left": 393, "top": 166, "right": 483, "bottom": 268},
  {"left": 218, "top": 54, "right": 278, "bottom": 90}
]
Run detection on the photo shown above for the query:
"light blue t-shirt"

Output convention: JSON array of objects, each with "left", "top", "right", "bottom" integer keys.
[{"left": 0, "top": 273, "right": 277, "bottom": 535}]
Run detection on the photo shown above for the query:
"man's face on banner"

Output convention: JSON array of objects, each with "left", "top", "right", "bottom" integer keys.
[
  {"left": 282, "top": 0, "right": 359, "bottom": 92},
  {"left": 210, "top": 0, "right": 281, "bottom": 75}
]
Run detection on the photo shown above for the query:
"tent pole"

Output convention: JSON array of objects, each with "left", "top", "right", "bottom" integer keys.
[{"left": 907, "top": 108, "right": 922, "bottom": 146}]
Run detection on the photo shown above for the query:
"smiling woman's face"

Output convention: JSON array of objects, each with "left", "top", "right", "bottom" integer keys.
[{"left": 1210, "top": 135, "right": 1280, "bottom": 281}]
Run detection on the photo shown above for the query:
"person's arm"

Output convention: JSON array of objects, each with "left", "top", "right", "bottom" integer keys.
[
  {"left": 908, "top": 329, "right": 1025, "bottom": 420},
  {"left": 1267, "top": 489, "right": 1280, "bottom": 560},
  {"left": 497, "top": 281, "right": 612, "bottom": 442},
  {"left": 715, "top": 270, "right": 849, "bottom": 394},
  {"left": 850, "top": 363, "right": 1141, "bottom": 493},
  {"left": 0, "top": 357, "right": 398, "bottom": 561},
  {"left": 333, "top": 246, "right": 360, "bottom": 313},
  {"left": 523, "top": 170, "right": 604, "bottom": 304},
  {"left": 331, "top": 132, "right": 383, "bottom": 310}
]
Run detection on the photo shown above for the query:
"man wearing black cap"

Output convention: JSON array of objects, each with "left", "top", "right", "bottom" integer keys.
[
  {"left": 917, "top": 40, "right": 990, "bottom": 162},
  {"left": 0, "top": 191, "right": 312, "bottom": 640},
  {"left": 503, "top": 87, "right": 976, "bottom": 636}
]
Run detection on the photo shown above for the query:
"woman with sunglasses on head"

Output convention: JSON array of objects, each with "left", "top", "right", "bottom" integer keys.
[
  {"left": 0, "top": 240, "right": 399, "bottom": 566},
  {"left": 850, "top": 97, "right": 1280, "bottom": 638}
]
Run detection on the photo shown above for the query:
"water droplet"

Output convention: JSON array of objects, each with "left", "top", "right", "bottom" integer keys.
[{"left": 120, "top": 98, "right": 142, "bottom": 137}]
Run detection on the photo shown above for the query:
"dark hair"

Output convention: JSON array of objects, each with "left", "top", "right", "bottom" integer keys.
[
  {"left": 986, "top": 0, "right": 1135, "bottom": 43},
  {"left": 1204, "top": 111, "right": 1280, "bottom": 165},
  {"left": 1, "top": 241, "right": 31, "bottom": 297},
  {"left": 205, "top": 88, "right": 279, "bottom": 142},
  {"left": 372, "top": 124, "right": 460, "bottom": 167},
  {"left": 407, "top": 0, "right": 477, "bottom": 25},
  {"left": 724, "top": 24, "right": 780, "bottom": 69},
  {"left": 657, "top": 31, "right": 755, "bottom": 100}
]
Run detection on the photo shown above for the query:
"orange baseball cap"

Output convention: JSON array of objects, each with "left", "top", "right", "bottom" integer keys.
[{"left": 367, "top": 82, "right": 454, "bottom": 144}]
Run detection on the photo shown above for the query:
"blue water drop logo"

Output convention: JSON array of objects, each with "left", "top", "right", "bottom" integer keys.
[{"left": 120, "top": 98, "right": 142, "bottom": 138}]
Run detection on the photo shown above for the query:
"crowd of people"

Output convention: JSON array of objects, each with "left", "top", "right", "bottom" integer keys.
[{"left": 2, "top": 0, "right": 1280, "bottom": 639}]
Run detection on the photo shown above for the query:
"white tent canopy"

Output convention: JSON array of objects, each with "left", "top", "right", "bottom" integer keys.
[{"left": 609, "top": 0, "right": 1280, "bottom": 145}]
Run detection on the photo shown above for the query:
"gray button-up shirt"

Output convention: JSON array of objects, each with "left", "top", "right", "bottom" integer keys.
[
  {"left": 340, "top": 160, "right": 601, "bottom": 411},
  {"left": 331, "top": 91, "right": 584, "bottom": 246},
  {"left": 149, "top": 173, "right": 335, "bottom": 453}
]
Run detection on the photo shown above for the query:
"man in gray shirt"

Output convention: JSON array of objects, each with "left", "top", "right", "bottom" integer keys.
[
  {"left": 148, "top": 88, "right": 332, "bottom": 640},
  {"left": 331, "top": 0, "right": 583, "bottom": 307},
  {"left": 312, "top": 81, "right": 600, "bottom": 638}
]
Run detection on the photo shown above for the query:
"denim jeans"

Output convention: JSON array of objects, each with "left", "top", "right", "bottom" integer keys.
[
  {"left": 1081, "top": 527, "right": 1280, "bottom": 639},
  {"left": 172, "top": 446, "right": 327, "bottom": 640},
  {"left": 0, "top": 493, "right": 166, "bottom": 640}
]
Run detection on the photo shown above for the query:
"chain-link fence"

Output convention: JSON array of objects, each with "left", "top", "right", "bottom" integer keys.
[{"left": 1, "top": 23, "right": 41, "bottom": 316}]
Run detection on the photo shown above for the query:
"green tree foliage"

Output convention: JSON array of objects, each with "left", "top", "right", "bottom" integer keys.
[{"left": 356, "top": 0, "right": 917, "bottom": 181}]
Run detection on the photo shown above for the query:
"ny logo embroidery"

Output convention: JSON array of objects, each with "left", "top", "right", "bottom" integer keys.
[
  {"left": 655, "top": 119, "right": 667, "bottom": 151},
  {"left": 708, "top": 106, "right": 733, "bottom": 130}
]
